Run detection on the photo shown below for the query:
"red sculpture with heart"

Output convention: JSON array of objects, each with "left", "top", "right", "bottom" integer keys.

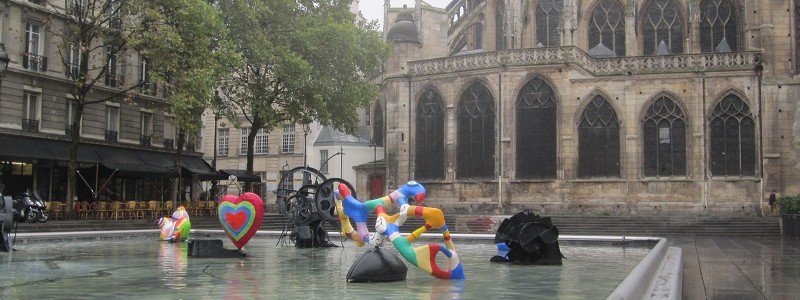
[{"left": 218, "top": 192, "right": 264, "bottom": 250}]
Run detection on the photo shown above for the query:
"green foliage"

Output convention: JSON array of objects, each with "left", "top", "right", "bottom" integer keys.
[
  {"left": 778, "top": 195, "right": 800, "bottom": 215},
  {"left": 128, "top": 0, "right": 241, "bottom": 135},
  {"left": 217, "top": 0, "right": 389, "bottom": 134}
]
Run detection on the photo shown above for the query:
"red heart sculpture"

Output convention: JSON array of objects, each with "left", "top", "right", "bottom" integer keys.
[{"left": 218, "top": 192, "right": 264, "bottom": 250}]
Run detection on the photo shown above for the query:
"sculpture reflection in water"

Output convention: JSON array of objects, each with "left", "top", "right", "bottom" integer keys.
[
  {"left": 335, "top": 180, "right": 465, "bottom": 281},
  {"left": 491, "top": 210, "right": 565, "bottom": 265}
]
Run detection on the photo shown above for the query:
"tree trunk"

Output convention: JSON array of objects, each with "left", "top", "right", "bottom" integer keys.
[
  {"left": 175, "top": 129, "right": 185, "bottom": 205},
  {"left": 65, "top": 104, "right": 85, "bottom": 218},
  {"left": 245, "top": 117, "right": 265, "bottom": 193}
]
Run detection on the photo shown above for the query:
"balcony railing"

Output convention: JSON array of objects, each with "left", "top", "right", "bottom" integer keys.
[
  {"left": 105, "top": 73, "right": 124, "bottom": 88},
  {"left": 105, "top": 130, "right": 118, "bottom": 141},
  {"left": 67, "top": 63, "right": 80, "bottom": 80},
  {"left": 65, "top": 125, "right": 73, "bottom": 136},
  {"left": 163, "top": 139, "right": 174, "bottom": 150},
  {"left": 109, "top": 18, "right": 122, "bottom": 30},
  {"left": 407, "top": 46, "right": 763, "bottom": 77},
  {"left": 140, "top": 135, "right": 151, "bottom": 146},
  {"left": 23, "top": 53, "right": 48, "bottom": 72},
  {"left": 22, "top": 119, "right": 39, "bottom": 132},
  {"left": 140, "top": 81, "right": 157, "bottom": 96}
]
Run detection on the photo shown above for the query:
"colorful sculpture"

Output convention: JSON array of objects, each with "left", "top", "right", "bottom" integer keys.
[
  {"left": 218, "top": 192, "right": 264, "bottom": 250},
  {"left": 335, "top": 181, "right": 465, "bottom": 280},
  {"left": 158, "top": 206, "right": 191, "bottom": 242}
]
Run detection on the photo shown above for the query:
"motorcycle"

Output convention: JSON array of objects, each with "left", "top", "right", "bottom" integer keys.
[{"left": 13, "top": 189, "right": 48, "bottom": 223}]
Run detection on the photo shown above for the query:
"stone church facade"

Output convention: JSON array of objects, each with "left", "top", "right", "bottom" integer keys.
[{"left": 370, "top": 0, "right": 800, "bottom": 216}]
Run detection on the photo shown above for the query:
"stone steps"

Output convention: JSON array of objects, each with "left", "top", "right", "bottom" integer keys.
[{"left": 13, "top": 213, "right": 781, "bottom": 238}]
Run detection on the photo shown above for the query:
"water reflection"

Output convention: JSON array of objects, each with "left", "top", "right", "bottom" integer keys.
[
  {"left": 157, "top": 242, "right": 187, "bottom": 289},
  {"left": 1, "top": 236, "right": 652, "bottom": 299}
]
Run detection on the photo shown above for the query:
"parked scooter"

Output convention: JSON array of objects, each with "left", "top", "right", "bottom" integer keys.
[{"left": 13, "top": 189, "right": 48, "bottom": 223}]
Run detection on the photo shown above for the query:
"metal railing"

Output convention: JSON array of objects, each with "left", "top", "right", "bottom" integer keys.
[
  {"left": 22, "top": 119, "right": 39, "bottom": 132},
  {"left": 105, "top": 130, "right": 118, "bottom": 141},
  {"left": 23, "top": 53, "right": 48, "bottom": 72}
]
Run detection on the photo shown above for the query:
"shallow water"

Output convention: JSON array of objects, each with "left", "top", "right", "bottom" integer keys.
[{"left": 0, "top": 234, "right": 651, "bottom": 299}]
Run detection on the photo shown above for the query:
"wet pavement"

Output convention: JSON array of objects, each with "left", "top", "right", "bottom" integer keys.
[{"left": 675, "top": 236, "right": 800, "bottom": 300}]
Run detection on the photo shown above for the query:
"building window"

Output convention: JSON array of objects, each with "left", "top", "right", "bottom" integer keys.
[
  {"left": 68, "top": 0, "right": 83, "bottom": 17},
  {"left": 643, "top": 95, "right": 686, "bottom": 177},
  {"left": 578, "top": 95, "right": 620, "bottom": 178},
  {"left": 217, "top": 128, "right": 230, "bottom": 156},
  {"left": 415, "top": 88, "right": 445, "bottom": 180},
  {"left": 67, "top": 43, "right": 81, "bottom": 79},
  {"left": 536, "top": 0, "right": 563, "bottom": 47},
  {"left": 140, "top": 112, "right": 153, "bottom": 136},
  {"left": 240, "top": 127, "right": 267, "bottom": 155},
  {"left": 710, "top": 94, "right": 755, "bottom": 177},
  {"left": 373, "top": 104, "right": 384, "bottom": 146},
  {"left": 24, "top": 22, "right": 47, "bottom": 72},
  {"left": 66, "top": 100, "right": 79, "bottom": 135},
  {"left": 588, "top": 0, "right": 625, "bottom": 56},
  {"left": 320, "top": 150, "right": 329, "bottom": 174},
  {"left": 516, "top": 76, "right": 557, "bottom": 179},
  {"left": 496, "top": 0, "right": 506, "bottom": 50},
  {"left": 457, "top": 82, "right": 495, "bottom": 179},
  {"left": 23, "top": 91, "right": 40, "bottom": 132},
  {"left": 282, "top": 124, "right": 295, "bottom": 153},
  {"left": 241, "top": 127, "right": 250, "bottom": 155},
  {"left": 700, "top": 0, "right": 738, "bottom": 53},
  {"left": 105, "top": 105, "right": 119, "bottom": 141},
  {"left": 105, "top": 47, "right": 123, "bottom": 87},
  {"left": 139, "top": 58, "right": 156, "bottom": 95},
  {"left": 642, "top": 0, "right": 684, "bottom": 55}
]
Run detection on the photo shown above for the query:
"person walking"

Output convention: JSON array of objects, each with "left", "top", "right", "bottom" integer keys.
[{"left": 768, "top": 191, "right": 777, "bottom": 217}]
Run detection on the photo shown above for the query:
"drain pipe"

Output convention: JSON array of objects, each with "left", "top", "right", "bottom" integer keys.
[
  {"left": 497, "top": 68, "right": 503, "bottom": 209},
  {"left": 756, "top": 60, "right": 764, "bottom": 215},
  {"left": 702, "top": 73, "right": 708, "bottom": 211}
]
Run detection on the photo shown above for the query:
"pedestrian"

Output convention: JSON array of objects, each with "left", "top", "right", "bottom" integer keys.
[{"left": 768, "top": 191, "right": 777, "bottom": 217}]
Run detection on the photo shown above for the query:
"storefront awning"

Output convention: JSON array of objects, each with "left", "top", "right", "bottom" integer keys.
[
  {"left": 0, "top": 135, "right": 100, "bottom": 164},
  {"left": 0, "top": 134, "right": 218, "bottom": 179},
  {"left": 220, "top": 169, "right": 261, "bottom": 182}
]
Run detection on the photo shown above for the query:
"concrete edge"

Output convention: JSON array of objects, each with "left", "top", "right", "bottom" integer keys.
[
  {"left": 606, "top": 237, "right": 682, "bottom": 300},
  {"left": 12, "top": 230, "right": 681, "bottom": 300}
]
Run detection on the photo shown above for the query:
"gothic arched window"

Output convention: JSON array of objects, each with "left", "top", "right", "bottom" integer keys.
[
  {"left": 372, "top": 104, "right": 384, "bottom": 147},
  {"left": 496, "top": 1, "right": 506, "bottom": 50},
  {"left": 536, "top": 0, "right": 563, "bottom": 47},
  {"left": 700, "top": 0, "right": 738, "bottom": 52},
  {"left": 588, "top": 0, "right": 626, "bottom": 56},
  {"left": 516, "top": 76, "right": 557, "bottom": 179},
  {"left": 710, "top": 94, "right": 755, "bottom": 176},
  {"left": 457, "top": 82, "right": 495, "bottom": 179},
  {"left": 578, "top": 95, "right": 620, "bottom": 178},
  {"left": 643, "top": 95, "right": 686, "bottom": 177},
  {"left": 642, "top": 0, "right": 684, "bottom": 55},
  {"left": 415, "top": 89, "right": 446, "bottom": 180}
]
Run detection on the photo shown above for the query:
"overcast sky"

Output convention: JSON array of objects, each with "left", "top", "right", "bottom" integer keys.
[{"left": 359, "top": 0, "right": 452, "bottom": 28}]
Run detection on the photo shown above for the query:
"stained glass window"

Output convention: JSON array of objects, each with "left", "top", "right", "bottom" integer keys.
[
  {"left": 700, "top": 0, "right": 738, "bottom": 52},
  {"left": 588, "top": 0, "right": 625, "bottom": 56},
  {"left": 642, "top": 0, "right": 684, "bottom": 55},
  {"left": 710, "top": 94, "right": 755, "bottom": 176},
  {"left": 536, "top": 0, "right": 563, "bottom": 47},
  {"left": 457, "top": 82, "right": 495, "bottom": 179},
  {"left": 415, "top": 88, "right": 446, "bottom": 180},
  {"left": 643, "top": 95, "right": 686, "bottom": 177},
  {"left": 578, "top": 96, "right": 620, "bottom": 178},
  {"left": 516, "top": 76, "right": 557, "bottom": 179}
]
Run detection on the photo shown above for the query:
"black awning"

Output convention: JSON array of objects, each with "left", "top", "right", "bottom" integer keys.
[
  {"left": 220, "top": 169, "right": 261, "bottom": 182},
  {"left": 90, "top": 145, "right": 173, "bottom": 177},
  {"left": 0, "top": 134, "right": 100, "bottom": 164},
  {"left": 181, "top": 156, "right": 225, "bottom": 180}
]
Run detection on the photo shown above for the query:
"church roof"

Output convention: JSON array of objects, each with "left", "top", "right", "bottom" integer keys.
[{"left": 313, "top": 126, "right": 371, "bottom": 146}]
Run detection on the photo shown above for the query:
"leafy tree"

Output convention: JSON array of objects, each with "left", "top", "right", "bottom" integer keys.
[
  {"left": 46, "top": 0, "right": 155, "bottom": 216},
  {"left": 217, "top": 0, "right": 388, "bottom": 191},
  {"left": 128, "top": 0, "right": 240, "bottom": 202}
]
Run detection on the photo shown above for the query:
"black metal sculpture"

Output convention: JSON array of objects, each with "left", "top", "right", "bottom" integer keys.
[
  {"left": 491, "top": 210, "right": 565, "bottom": 265},
  {"left": 275, "top": 167, "right": 345, "bottom": 248}
]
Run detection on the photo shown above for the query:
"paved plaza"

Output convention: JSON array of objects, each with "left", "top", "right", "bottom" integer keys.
[{"left": 676, "top": 236, "right": 800, "bottom": 300}]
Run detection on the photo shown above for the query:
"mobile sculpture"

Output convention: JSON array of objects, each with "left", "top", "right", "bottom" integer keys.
[{"left": 335, "top": 180, "right": 465, "bottom": 280}]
